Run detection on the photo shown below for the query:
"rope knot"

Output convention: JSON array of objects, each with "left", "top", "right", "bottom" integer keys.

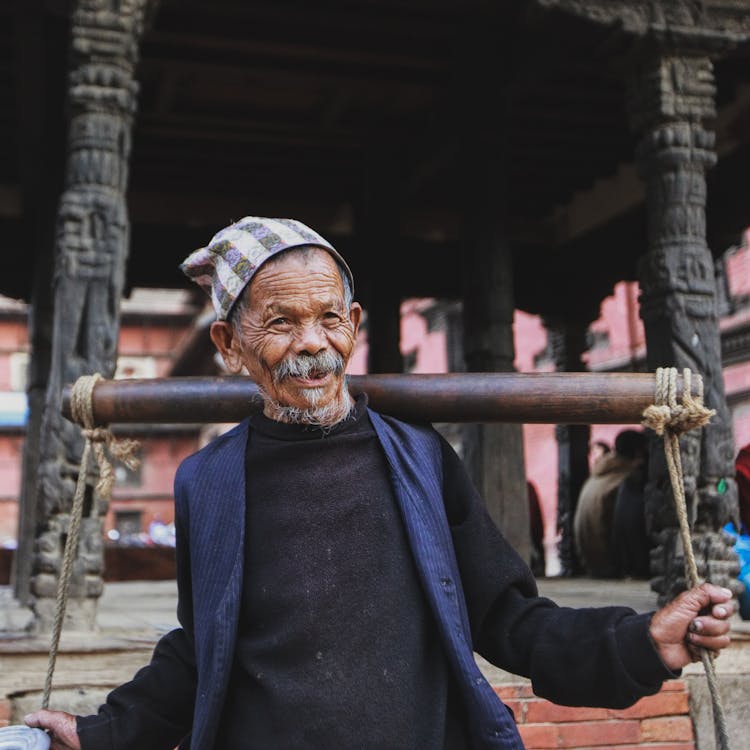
[
  {"left": 641, "top": 367, "right": 715, "bottom": 436},
  {"left": 69, "top": 373, "right": 141, "bottom": 502},
  {"left": 82, "top": 426, "right": 110, "bottom": 443}
]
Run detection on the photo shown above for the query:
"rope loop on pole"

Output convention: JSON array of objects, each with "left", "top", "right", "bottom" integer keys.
[
  {"left": 42, "top": 373, "right": 140, "bottom": 709},
  {"left": 70, "top": 373, "right": 140, "bottom": 501},
  {"left": 641, "top": 367, "right": 715, "bottom": 437},
  {"left": 642, "top": 367, "right": 730, "bottom": 750}
]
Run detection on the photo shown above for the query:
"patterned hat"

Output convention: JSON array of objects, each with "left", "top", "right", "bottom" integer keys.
[{"left": 180, "top": 216, "right": 354, "bottom": 320}]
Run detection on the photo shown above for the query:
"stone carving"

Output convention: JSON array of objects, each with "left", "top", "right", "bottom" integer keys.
[
  {"left": 29, "top": 0, "right": 156, "bottom": 631},
  {"left": 534, "top": 0, "right": 750, "bottom": 42},
  {"left": 629, "top": 53, "right": 740, "bottom": 604}
]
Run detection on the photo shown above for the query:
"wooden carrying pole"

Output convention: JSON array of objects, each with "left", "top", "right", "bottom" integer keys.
[{"left": 61, "top": 372, "right": 678, "bottom": 426}]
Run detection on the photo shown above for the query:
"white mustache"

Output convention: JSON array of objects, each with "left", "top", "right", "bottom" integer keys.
[{"left": 273, "top": 350, "right": 345, "bottom": 383}]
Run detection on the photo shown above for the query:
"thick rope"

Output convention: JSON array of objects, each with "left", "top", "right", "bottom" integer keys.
[
  {"left": 642, "top": 367, "right": 729, "bottom": 750},
  {"left": 41, "top": 374, "right": 140, "bottom": 709}
]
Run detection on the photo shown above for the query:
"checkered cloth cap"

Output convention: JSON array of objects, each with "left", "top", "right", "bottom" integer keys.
[{"left": 180, "top": 217, "right": 354, "bottom": 320}]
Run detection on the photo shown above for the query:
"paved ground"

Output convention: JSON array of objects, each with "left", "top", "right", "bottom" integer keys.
[
  {"left": 96, "top": 575, "right": 659, "bottom": 624},
  {"left": 0, "top": 576, "right": 662, "bottom": 639},
  {"left": 537, "top": 577, "right": 658, "bottom": 612},
  {"left": 2, "top": 577, "right": 748, "bottom": 749}
]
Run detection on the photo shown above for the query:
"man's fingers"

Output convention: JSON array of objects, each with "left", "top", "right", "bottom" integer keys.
[
  {"left": 711, "top": 600, "right": 736, "bottom": 619},
  {"left": 650, "top": 582, "right": 735, "bottom": 671},
  {"left": 690, "top": 615, "right": 732, "bottom": 638},
  {"left": 24, "top": 710, "right": 79, "bottom": 750},
  {"left": 678, "top": 583, "right": 733, "bottom": 613},
  {"left": 24, "top": 710, "right": 48, "bottom": 728},
  {"left": 689, "top": 631, "right": 731, "bottom": 650},
  {"left": 687, "top": 604, "right": 732, "bottom": 656}
]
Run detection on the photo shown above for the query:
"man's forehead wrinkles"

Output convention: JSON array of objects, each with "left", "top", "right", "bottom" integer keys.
[
  {"left": 262, "top": 294, "right": 342, "bottom": 316},
  {"left": 252, "top": 277, "right": 345, "bottom": 307},
  {"left": 256, "top": 269, "right": 342, "bottom": 291}
]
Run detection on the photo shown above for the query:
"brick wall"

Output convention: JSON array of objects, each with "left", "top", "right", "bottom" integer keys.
[
  {"left": 0, "top": 678, "right": 697, "bottom": 746},
  {"left": 495, "top": 680, "right": 694, "bottom": 749}
]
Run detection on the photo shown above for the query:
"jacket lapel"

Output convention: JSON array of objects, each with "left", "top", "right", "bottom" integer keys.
[
  {"left": 188, "top": 419, "right": 249, "bottom": 750},
  {"left": 367, "top": 409, "right": 525, "bottom": 749}
]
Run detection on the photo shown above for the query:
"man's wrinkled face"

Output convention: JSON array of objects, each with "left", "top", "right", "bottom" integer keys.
[{"left": 210, "top": 248, "right": 361, "bottom": 420}]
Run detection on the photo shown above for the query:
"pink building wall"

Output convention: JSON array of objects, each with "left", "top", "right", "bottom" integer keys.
[
  {"left": 0, "top": 297, "right": 203, "bottom": 547},
  {"left": 400, "top": 299, "right": 450, "bottom": 373}
]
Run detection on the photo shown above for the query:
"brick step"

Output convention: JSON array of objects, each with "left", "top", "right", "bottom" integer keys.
[
  {"left": 495, "top": 680, "right": 694, "bottom": 749},
  {"left": 1, "top": 679, "right": 695, "bottom": 748}
]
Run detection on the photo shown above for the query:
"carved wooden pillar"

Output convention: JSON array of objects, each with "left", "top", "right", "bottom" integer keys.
[
  {"left": 545, "top": 317, "right": 591, "bottom": 577},
  {"left": 12, "top": 5, "right": 68, "bottom": 604},
  {"left": 462, "top": 147, "right": 530, "bottom": 562},
  {"left": 628, "top": 51, "right": 739, "bottom": 603},
  {"left": 28, "top": 0, "right": 155, "bottom": 631}
]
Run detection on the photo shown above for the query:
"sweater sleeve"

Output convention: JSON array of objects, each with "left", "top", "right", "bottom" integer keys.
[
  {"left": 76, "top": 464, "right": 198, "bottom": 750},
  {"left": 439, "top": 437, "right": 677, "bottom": 709}
]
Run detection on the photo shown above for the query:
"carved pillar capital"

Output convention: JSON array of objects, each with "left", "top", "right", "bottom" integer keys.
[{"left": 627, "top": 53, "right": 716, "bottom": 128}]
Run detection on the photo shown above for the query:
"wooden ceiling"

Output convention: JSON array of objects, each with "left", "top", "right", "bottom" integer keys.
[{"left": 2, "top": 0, "right": 750, "bottom": 323}]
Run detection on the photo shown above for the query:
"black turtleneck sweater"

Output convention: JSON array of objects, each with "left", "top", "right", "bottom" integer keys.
[{"left": 215, "top": 395, "right": 469, "bottom": 749}]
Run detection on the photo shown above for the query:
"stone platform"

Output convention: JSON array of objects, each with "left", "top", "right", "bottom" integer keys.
[{"left": 1, "top": 579, "right": 748, "bottom": 748}]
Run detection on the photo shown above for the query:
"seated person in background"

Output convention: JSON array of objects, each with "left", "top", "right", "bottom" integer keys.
[
  {"left": 589, "top": 439, "right": 611, "bottom": 470},
  {"left": 612, "top": 456, "right": 651, "bottom": 579},
  {"left": 574, "top": 430, "right": 647, "bottom": 577}
]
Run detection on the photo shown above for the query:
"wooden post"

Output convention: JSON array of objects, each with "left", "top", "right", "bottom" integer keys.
[
  {"left": 629, "top": 49, "right": 740, "bottom": 604},
  {"left": 12, "top": 4, "right": 68, "bottom": 604},
  {"left": 29, "top": 0, "right": 156, "bottom": 632},
  {"left": 546, "top": 317, "right": 593, "bottom": 576},
  {"left": 461, "top": 68, "right": 530, "bottom": 560}
]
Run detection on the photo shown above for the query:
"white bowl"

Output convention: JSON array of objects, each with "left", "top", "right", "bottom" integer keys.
[{"left": 0, "top": 726, "right": 50, "bottom": 750}]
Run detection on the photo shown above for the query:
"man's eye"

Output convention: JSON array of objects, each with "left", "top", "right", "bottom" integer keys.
[
  {"left": 270, "top": 317, "right": 289, "bottom": 326},
  {"left": 323, "top": 312, "right": 341, "bottom": 321}
]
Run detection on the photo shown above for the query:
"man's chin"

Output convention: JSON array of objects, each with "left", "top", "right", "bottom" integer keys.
[
  {"left": 264, "top": 382, "right": 352, "bottom": 426},
  {"left": 282, "top": 376, "right": 347, "bottom": 406},
  {"left": 278, "top": 386, "right": 329, "bottom": 410}
]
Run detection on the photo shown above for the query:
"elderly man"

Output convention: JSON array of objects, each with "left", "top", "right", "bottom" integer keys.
[{"left": 27, "top": 217, "right": 734, "bottom": 750}]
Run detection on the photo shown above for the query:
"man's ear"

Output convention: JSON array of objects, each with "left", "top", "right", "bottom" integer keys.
[
  {"left": 349, "top": 302, "right": 363, "bottom": 337},
  {"left": 210, "top": 321, "right": 244, "bottom": 374}
]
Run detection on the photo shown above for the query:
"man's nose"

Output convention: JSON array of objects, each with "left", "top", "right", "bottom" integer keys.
[{"left": 293, "top": 322, "right": 327, "bottom": 354}]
